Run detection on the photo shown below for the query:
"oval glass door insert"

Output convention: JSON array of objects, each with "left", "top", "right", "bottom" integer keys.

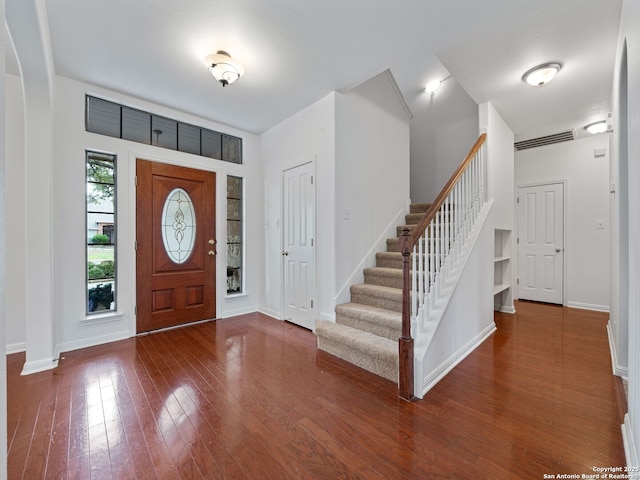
[{"left": 161, "top": 188, "right": 196, "bottom": 264}]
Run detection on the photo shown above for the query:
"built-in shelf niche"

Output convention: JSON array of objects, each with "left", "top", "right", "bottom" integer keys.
[{"left": 494, "top": 229, "right": 515, "bottom": 313}]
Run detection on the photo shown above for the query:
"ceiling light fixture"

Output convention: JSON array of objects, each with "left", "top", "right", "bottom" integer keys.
[
  {"left": 205, "top": 51, "right": 244, "bottom": 87},
  {"left": 584, "top": 120, "right": 608, "bottom": 135},
  {"left": 424, "top": 80, "right": 442, "bottom": 95},
  {"left": 522, "top": 62, "right": 563, "bottom": 86}
]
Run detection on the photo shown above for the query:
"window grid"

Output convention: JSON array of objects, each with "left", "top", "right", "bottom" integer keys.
[{"left": 86, "top": 95, "right": 242, "bottom": 164}]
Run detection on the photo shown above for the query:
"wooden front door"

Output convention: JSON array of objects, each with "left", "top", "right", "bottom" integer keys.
[{"left": 136, "top": 159, "right": 216, "bottom": 333}]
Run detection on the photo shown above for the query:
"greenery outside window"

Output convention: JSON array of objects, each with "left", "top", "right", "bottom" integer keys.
[
  {"left": 86, "top": 151, "right": 116, "bottom": 314},
  {"left": 227, "top": 176, "right": 243, "bottom": 294}
]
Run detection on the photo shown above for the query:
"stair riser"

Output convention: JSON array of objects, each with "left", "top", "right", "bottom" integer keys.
[
  {"left": 350, "top": 290, "right": 402, "bottom": 313},
  {"left": 317, "top": 337, "right": 398, "bottom": 382},
  {"left": 364, "top": 272, "right": 403, "bottom": 289},
  {"left": 335, "top": 311, "right": 400, "bottom": 341},
  {"left": 376, "top": 256, "right": 403, "bottom": 269},
  {"left": 410, "top": 203, "right": 432, "bottom": 214}
]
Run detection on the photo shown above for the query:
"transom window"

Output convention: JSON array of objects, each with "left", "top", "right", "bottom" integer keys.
[{"left": 85, "top": 95, "right": 242, "bottom": 164}]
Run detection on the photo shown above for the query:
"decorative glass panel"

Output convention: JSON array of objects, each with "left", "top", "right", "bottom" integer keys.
[
  {"left": 161, "top": 188, "right": 196, "bottom": 264},
  {"left": 227, "top": 176, "right": 243, "bottom": 294}
]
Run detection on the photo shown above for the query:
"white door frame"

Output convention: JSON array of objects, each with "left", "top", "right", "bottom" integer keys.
[
  {"left": 515, "top": 180, "right": 567, "bottom": 305},
  {"left": 281, "top": 159, "right": 317, "bottom": 329}
]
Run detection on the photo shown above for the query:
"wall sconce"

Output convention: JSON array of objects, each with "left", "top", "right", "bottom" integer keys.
[
  {"left": 205, "top": 51, "right": 244, "bottom": 87},
  {"left": 522, "top": 62, "right": 563, "bottom": 86}
]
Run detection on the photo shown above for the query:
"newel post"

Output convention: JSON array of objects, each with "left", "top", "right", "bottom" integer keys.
[{"left": 398, "top": 227, "right": 414, "bottom": 401}]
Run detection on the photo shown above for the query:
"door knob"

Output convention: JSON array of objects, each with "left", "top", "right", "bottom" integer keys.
[
  {"left": 555, "top": 248, "right": 561, "bottom": 252},
  {"left": 282, "top": 251, "right": 289, "bottom": 256},
  {"left": 208, "top": 250, "right": 216, "bottom": 256},
  {"left": 208, "top": 239, "right": 215, "bottom": 245}
]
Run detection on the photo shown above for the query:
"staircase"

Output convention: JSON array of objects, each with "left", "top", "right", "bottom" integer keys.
[{"left": 315, "top": 203, "right": 431, "bottom": 382}]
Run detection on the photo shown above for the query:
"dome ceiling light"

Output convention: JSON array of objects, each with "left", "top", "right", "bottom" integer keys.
[
  {"left": 522, "top": 62, "right": 563, "bottom": 86},
  {"left": 205, "top": 51, "right": 244, "bottom": 87},
  {"left": 584, "top": 120, "right": 608, "bottom": 135}
]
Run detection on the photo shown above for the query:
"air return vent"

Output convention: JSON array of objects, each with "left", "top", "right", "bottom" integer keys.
[{"left": 514, "top": 130, "right": 575, "bottom": 151}]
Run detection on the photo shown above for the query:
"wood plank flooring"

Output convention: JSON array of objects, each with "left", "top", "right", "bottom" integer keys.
[{"left": 7, "top": 300, "right": 626, "bottom": 479}]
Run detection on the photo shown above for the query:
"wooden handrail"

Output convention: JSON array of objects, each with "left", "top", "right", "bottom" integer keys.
[
  {"left": 397, "top": 133, "right": 486, "bottom": 401},
  {"left": 407, "top": 133, "right": 486, "bottom": 251}
]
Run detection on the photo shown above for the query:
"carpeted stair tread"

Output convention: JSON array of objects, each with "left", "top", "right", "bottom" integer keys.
[
  {"left": 315, "top": 202, "right": 432, "bottom": 386},
  {"left": 316, "top": 320, "right": 398, "bottom": 382},
  {"left": 336, "top": 302, "right": 401, "bottom": 340},
  {"left": 350, "top": 283, "right": 403, "bottom": 312},
  {"left": 364, "top": 266, "right": 403, "bottom": 289}
]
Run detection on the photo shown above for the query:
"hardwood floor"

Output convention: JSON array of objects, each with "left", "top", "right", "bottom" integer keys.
[{"left": 7, "top": 301, "right": 626, "bottom": 479}]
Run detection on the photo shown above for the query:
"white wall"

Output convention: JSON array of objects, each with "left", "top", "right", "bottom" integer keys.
[
  {"left": 610, "top": 12, "right": 630, "bottom": 380},
  {"left": 481, "top": 102, "right": 515, "bottom": 230},
  {"left": 4, "top": 74, "right": 25, "bottom": 352},
  {"left": 480, "top": 102, "right": 515, "bottom": 312},
  {"left": 614, "top": 0, "right": 640, "bottom": 468},
  {"left": 334, "top": 71, "right": 411, "bottom": 304},
  {"left": 515, "top": 135, "right": 611, "bottom": 312},
  {"left": 411, "top": 79, "right": 479, "bottom": 203},
  {"left": 260, "top": 93, "right": 337, "bottom": 322}
]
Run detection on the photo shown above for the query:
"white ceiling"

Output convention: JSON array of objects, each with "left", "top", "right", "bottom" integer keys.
[{"left": 17, "top": 0, "right": 623, "bottom": 140}]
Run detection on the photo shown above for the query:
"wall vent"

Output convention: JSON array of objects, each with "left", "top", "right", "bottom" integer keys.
[{"left": 514, "top": 130, "right": 575, "bottom": 151}]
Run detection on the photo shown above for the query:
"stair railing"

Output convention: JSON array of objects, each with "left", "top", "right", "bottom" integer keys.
[{"left": 398, "top": 133, "right": 487, "bottom": 400}]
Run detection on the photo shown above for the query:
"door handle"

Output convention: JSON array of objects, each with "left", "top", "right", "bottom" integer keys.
[
  {"left": 282, "top": 251, "right": 289, "bottom": 256},
  {"left": 555, "top": 248, "right": 561, "bottom": 252}
]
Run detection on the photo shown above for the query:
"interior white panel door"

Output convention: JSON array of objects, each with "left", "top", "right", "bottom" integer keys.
[
  {"left": 283, "top": 162, "right": 316, "bottom": 330},
  {"left": 518, "top": 183, "right": 564, "bottom": 304}
]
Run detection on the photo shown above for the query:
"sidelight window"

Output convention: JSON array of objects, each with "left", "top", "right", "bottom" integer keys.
[
  {"left": 86, "top": 151, "right": 117, "bottom": 314},
  {"left": 227, "top": 176, "right": 243, "bottom": 294}
]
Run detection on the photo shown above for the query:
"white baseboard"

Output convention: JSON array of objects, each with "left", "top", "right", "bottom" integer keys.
[
  {"left": 56, "top": 330, "right": 132, "bottom": 357},
  {"left": 567, "top": 301, "right": 610, "bottom": 313},
  {"left": 607, "top": 322, "right": 629, "bottom": 379},
  {"left": 623, "top": 414, "right": 639, "bottom": 469},
  {"left": 499, "top": 305, "right": 516, "bottom": 314},
  {"left": 419, "top": 322, "right": 497, "bottom": 398},
  {"left": 258, "top": 306, "right": 281, "bottom": 320},
  {"left": 6, "top": 342, "right": 26, "bottom": 355},
  {"left": 21, "top": 356, "right": 58, "bottom": 375},
  {"left": 221, "top": 305, "right": 260, "bottom": 318}
]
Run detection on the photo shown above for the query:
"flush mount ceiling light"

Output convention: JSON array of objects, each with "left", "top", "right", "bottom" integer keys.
[
  {"left": 584, "top": 120, "right": 608, "bottom": 135},
  {"left": 205, "top": 51, "right": 244, "bottom": 87},
  {"left": 424, "top": 80, "right": 442, "bottom": 95},
  {"left": 522, "top": 62, "right": 563, "bottom": 86}
]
